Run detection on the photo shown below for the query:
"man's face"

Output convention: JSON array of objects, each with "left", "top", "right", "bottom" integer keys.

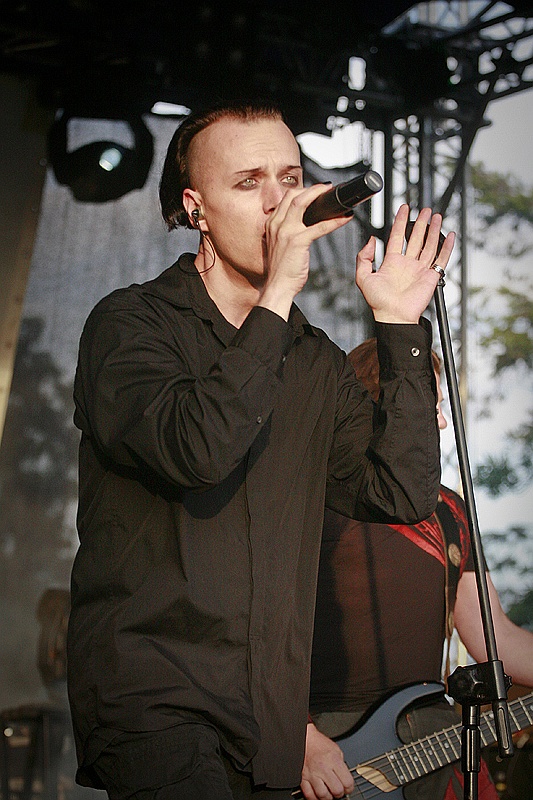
[{"left": 187, "top": 116, "right": 303, "bottom": 284}]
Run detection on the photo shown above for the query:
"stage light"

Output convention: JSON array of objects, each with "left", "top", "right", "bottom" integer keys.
[
  {"left": 150, "top": 102, "right": 191, "bottom": 116},
  {"left": 48, "top": 109, "right": 154, "bottom": 203}
]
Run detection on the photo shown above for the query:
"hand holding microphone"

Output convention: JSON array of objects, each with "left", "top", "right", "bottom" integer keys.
[{"left": 303, "top": 170, "right": 383, "bottom": 226}]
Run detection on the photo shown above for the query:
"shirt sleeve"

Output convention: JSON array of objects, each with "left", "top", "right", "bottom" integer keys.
[
  {"left": 74, "top": 298, "right": 293, "bottom": 490},
  {"left": 325, "top": 318, "right": 441, "bottom": 524}
]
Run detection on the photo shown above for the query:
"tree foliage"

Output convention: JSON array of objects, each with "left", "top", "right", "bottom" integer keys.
[
  {"left": 470, "top": 161, "right": 533, "bottom": 258},
  {"left": 481, "top": 526, "right": 533, "bottom": 625},
  {"left": 469, "top": 163, "right": 533, "bottom": 497},
  {"left": 470, "top": 162, "right": 533, "bottom": 226},
  {"left": 479, "top": 284, "right": 533, "bottom": 373}
]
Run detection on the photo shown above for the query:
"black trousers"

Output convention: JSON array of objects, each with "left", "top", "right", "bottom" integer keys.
[{"left": 90, "top": 723, "right": 295, "bottom": 800}]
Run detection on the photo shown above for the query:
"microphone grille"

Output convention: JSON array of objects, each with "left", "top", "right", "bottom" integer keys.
[{"left": 365, "top": 171, "right": 384, "bottom": 192}]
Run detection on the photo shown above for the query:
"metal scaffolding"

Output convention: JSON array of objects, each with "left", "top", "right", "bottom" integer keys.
[
  {"left": 333, "top": 1, "right": 533, "bottom": 479},
  {"left": 269, "top": 2, "right": 532, "bottom": 391}
]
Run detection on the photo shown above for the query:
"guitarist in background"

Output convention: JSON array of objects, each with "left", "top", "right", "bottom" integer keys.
[{"left": 301, "top": 338, "right": 533, "bottom": 800}]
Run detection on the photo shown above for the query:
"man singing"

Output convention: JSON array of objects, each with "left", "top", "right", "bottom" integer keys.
[{"left": 67, "top": 100, "right": 454, "bottom": 799}]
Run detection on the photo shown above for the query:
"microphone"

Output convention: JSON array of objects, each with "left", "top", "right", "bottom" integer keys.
[{"left": 303, "top": 169, "right": 383, "bottom": 227}]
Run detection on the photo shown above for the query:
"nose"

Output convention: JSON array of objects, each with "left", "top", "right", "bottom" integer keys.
[
  {"left": 435, "top": 373, "right": 447, "bottom": 431},
  {"left": 263, "top": 180, "right": 287, "bottom": 214},
  {"left": 437, "top": 404, "right": 448, "bottom": 430}
]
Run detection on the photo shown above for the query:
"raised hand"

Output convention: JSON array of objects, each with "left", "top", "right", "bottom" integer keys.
[
  {"left": 259, "top": 184, "right": 353, "bottom": 321},
  {"left": 355, "top": 204, "right": 455, "bottom": 324}
]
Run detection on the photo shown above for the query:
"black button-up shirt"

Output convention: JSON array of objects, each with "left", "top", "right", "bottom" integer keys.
[{"left": 68, "top": 253, "right": 440, "bottom": 788}]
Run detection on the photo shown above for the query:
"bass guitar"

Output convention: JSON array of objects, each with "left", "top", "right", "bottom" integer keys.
[{"left": 293, "top": 681, "right": 533, "bottom": 799}]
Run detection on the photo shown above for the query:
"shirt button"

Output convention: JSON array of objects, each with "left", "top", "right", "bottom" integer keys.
[
  {"left": 281, "top": 355, "right": 287, "bottom": 363},
  {"left": 256, "top": 415, "right": 263, "bottom": 424},
  {"left": 411, "top": 347, "right": 420, "bottom": 357}
]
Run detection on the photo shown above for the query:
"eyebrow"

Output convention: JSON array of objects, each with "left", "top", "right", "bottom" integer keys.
[{"left": 232, "top": 164, "right": 303, "bottom": 177}]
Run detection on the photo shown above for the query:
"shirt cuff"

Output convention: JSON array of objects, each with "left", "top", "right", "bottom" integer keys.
[
  {"left": 375, "top": 317, "right": 433, "bottom": 375},
  {"left": 232, "top": 305, "right": 293, "bottom": 374}
]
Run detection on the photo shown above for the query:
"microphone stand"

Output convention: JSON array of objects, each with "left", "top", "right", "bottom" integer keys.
[{"left": 431, "top": 267, "right": 514, "bottom": 800}]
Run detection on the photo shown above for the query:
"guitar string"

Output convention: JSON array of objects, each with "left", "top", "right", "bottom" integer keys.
[
  {"left": 301, "top": 726, "right": 472, "bottom": 799},
  {"left": 350, "top": 738, "right": 451, "bottom": 787},
  {"left": 343, "top": 698, "right": 533, "bottom": 800},
  {"left": 347, "top": 770, "right": 396, "bottom": 799},
  {"left": 293, "top": 694, "right": 533, "bottom": 799},
  {"left": 348, "top": 700, "right": 531, "bottom": 782}
]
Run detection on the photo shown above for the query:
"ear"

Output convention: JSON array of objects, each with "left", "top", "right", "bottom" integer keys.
[{"left": 183, "top": 188, "right": 207, "bottom": 230}]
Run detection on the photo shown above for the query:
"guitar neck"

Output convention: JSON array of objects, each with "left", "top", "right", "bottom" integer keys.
[{"left": 378, "top": 691, "right": 533, "bottom": 785}]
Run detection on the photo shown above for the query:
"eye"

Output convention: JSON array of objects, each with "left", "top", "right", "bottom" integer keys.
[
  {"left": 239, "top": 177, "right": 257, "bottom": 189},
  {"left": 283, "top": 174, "right": 300, "bottom": 186}
]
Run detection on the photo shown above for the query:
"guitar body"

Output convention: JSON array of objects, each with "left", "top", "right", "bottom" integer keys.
[
  {"left": 336, "top": 681, "right": 446, "bottom": 799},
  {"left": 338, "top": 680, "right": 445, "bottom": 761},
  {"left": 294, "top": 683, "right": 532, "bottom": 799}
]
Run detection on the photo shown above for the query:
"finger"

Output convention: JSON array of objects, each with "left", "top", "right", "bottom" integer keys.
[
  {"left": 332, "top": 762, "right": 354, "bottom": 796},
  {"left": 338, "top": 768, "right": 355, "bottom": 795},
  {"left": 354, "top": 237, "right": 376, "bottom": 287},
  {"left": 417, "top": 225, "right": 456, "bottom": 271},
  {"left": 299, "top": 779, "right": 330, "bottom": 800},
  {"left": 384, "top": 203, "right": 411, "bottom": 254},
  {"left": 291, "top": 183, "right": 335, "bottom": 219},
  {"left": 404, "top": 208, "right": 435, "bottom": 258},
  {"left": 320, "top": 769, "right": 348, "bottom": 799},
  {"left": 291, "top": 182, "right": 358, "bottom": 235},
  {"left": 418, "top": 213, "right": 449, "bottom": 264},
  {"left": 268, "top": 184, "right": 308, "bottom": 222},
  {"left": 267, "top": 183, "right": 328, "bottom": 228},
  {"left": 355, "top": 236, "right": 376, "bottom": 269},
  {"left": 433, "top": 231, "right": 455, "bottom": 267},
  {"left": 404, "top": 217, "right": 456, "bottom": 269},
  {"left": 268, "top": 183, "right": 349, "bottom": 239}
]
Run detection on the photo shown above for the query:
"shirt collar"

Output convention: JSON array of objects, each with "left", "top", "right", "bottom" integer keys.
[{"left": 143, "top": 252, "right": 315, "bottom": 341}]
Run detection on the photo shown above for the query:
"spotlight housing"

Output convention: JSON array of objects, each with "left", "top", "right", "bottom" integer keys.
[{"left": 48, "top": 110, "right": 154, "bottom": 203}]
